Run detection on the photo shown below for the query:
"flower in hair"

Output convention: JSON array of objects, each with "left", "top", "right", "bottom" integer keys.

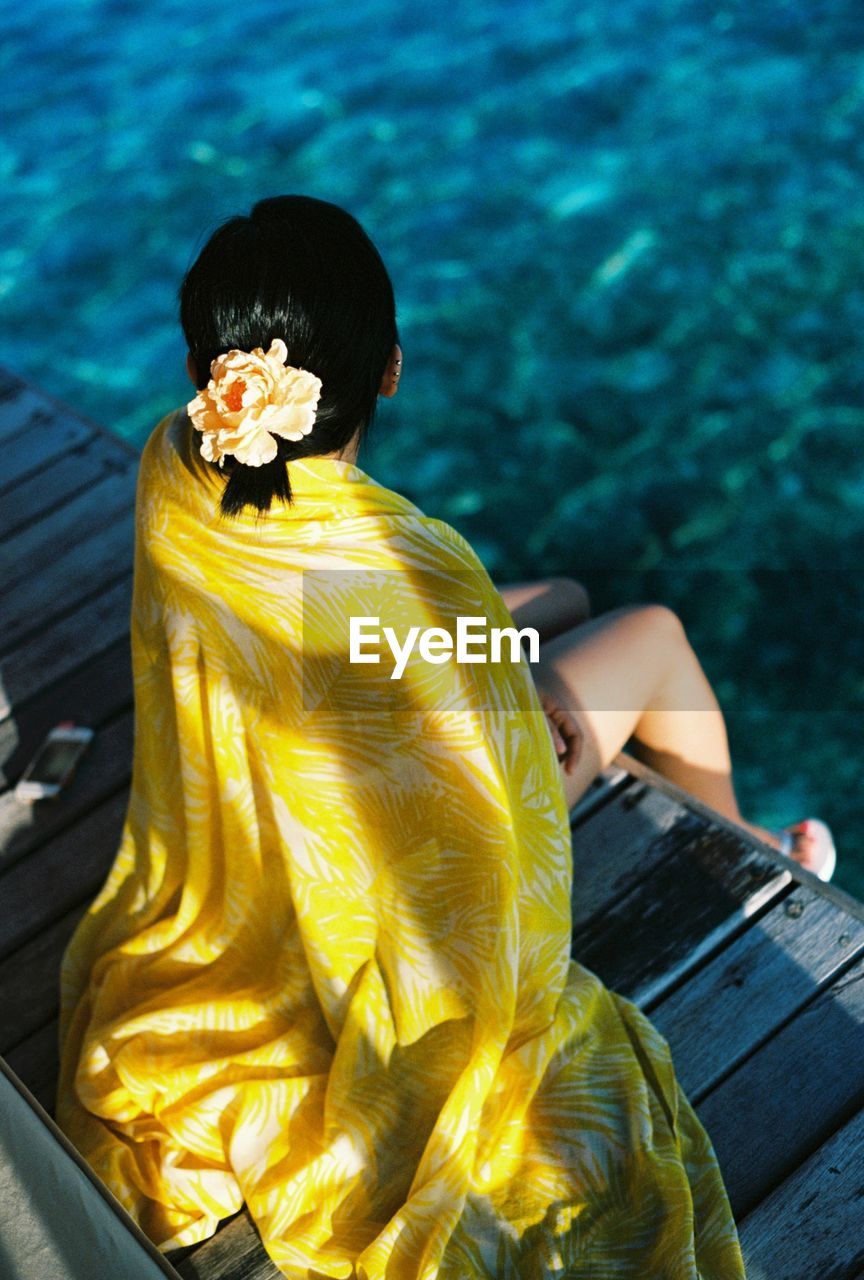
[{"left": 187, "top": 338, "right": 323, "bottom": 468}]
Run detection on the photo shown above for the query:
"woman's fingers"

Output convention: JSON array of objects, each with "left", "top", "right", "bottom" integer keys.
[
  {"left": 539, "top": 692, "right": 583, "bottom": 773},
  {"left": 546, "top": 716, "right": 567, "bottom": 756},
  {"left": 538, "top": 693, "right": 562, "bottom": 753}
]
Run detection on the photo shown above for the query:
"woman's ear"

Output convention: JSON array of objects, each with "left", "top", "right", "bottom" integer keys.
[
  {"left": 379, "top": 344, "right": 403, "bottom": 398},
  {"left": 186, "top": 352, "right": 198, "bottom": 387}
]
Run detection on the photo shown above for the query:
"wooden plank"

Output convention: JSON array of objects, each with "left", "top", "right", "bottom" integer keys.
[
  {"left": 0, "top": 464, "right": 137, "bottom": 596},
  {"left": 619, "top": 750, "right": 864, "bottom": 923},
  {"left": 696, "top": 950, "right": 864, "bottom": 1218},
  {"left": 0, "top": 572, "right": 132, "bottom": 716},
  {"left": 0, "top": 636, "right": 132, "bottom": 788},
  {"left": 648, "top": 883, "right": 864, "bottom": 1098},
  {"left": 0, "top": 367, "right": 139, "bottom": 459},
  {"left": 572, "top": 820, "right": 790, "bottom": 1006},
  {"left": 0, "top": 435, "right": 134, "bottom": 542},
  {"left": 568, "top": 762, "right": 630, "bottom": 828},
  {"left": 0, "top": 788, "right": 128, "bottom": 961},
  {"left": 0, "top": 905, "right": 86, "bottom": 1053},
  {"left": 738, "top": 1103, "right": 864, "bottom": 1279},
  {"left": 570, "top": 780, "right": 707, "bottom": 931},
  {"left": 5, "top": 1019, "right": 59, "bottom": 1114},
  {"left": 171, "top": 1213, "right": 280, "bottom": 1280},
  {"left": 0, "top": 403, "right": 94, "bottom": 494},
  {"left": 0, "top": 384, "right": 54, "bottom": 444},
  {"left": 0, "top": 367, "right": 18, "bottom": 404},
  {"left": 0, "top": 513, "right": 135, "bottom": 655},
  {"left": 0, "top": 709, "right": 132, "bottom": 875}
]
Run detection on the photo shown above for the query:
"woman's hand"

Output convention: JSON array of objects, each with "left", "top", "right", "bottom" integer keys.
[{"left": 538, "top": 691, "right": 582, "bottom": 774}]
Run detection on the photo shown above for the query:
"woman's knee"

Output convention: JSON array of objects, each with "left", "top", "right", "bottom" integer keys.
[
  {"left": 637, "top": 602, "right": 687, "bottom": 644},
  {"left": 630, "top": 604, "right": 693, "bottom": 695},
  {"left": 602, "top": 602, "right": 690, "bottom": 679}
]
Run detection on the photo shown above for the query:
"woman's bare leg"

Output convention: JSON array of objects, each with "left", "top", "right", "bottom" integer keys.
[
  {"left": 535, "top": 603, "right": 825, "bottom": 872},
  {"left": 498, "top": 577, "right": 591, "bottom": 641}
]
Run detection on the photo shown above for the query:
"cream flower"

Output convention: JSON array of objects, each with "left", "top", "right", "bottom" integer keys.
[{"left": 187, "top": 338, "right": 323, "bottom": 468}]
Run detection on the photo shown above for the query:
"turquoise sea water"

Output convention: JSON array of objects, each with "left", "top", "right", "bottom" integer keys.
[{"left": 3, "top": 0, "right": 863, "bottom": 895}]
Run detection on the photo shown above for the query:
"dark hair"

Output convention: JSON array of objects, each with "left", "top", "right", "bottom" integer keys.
[{"left": 179, "top": 195, "right": 398, "bottom": 518}]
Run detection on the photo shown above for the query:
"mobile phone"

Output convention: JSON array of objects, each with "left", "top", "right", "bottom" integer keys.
[{"left": 14, "top": 722, "right": 94, "bottom": 801}]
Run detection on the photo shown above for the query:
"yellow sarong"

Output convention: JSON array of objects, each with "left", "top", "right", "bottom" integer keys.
[{"left": 57, "top": 409, "right": 745, "bottom": 1279}]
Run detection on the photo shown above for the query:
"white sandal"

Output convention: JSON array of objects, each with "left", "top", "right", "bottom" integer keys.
[{"left": 775, "top": 818, "right": 837, "bottom": 883}]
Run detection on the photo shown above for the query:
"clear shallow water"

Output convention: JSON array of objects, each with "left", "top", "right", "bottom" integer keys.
[{"left": 4, "top": 0, "right": 864, "bottom": 895}]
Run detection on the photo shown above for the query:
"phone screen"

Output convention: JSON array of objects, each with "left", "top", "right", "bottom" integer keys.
[{"left": 25, "top": 737, "right": 89, "bottom": 785}]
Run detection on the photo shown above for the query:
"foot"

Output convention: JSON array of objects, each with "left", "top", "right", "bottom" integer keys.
[{"left": 774, "top": 819, "right": 837, "bottom": 882}]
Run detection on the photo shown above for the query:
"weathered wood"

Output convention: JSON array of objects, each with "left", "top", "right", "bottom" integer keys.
[
  {"left": 0, "top": 789, "right": 128, "bottom": 960},
  {"left": 0, "top": 404, "right": 94, "bottom": 494},
  {"left": 171, "top": 1213, "right": 281, "bottom": 1280},
  {"left": 0, "top": 572, "right": 132, "bottom": 716},
  {"left": 572, "top": 819, "right": 790, "bottom": 1007},
  {"left": 0, "top": 512, "right": 135, "bottom": 655},
  {"left": 696, "top": 950, "right": 864, "bottom": 1218},
  {"left": 568, "top": 762, "right": 630, "bottom": 829},
  {"left": 0, "top": 636, "right": 132, "bottom": 788},
  {"left": 0, "top": 435, "right": 134, "bottom": 541},
  {"left": 570, "top": 781, "right": 708, "bottom": 931},
  {"left": 0, "top": 905, "right": 86, "bottom": 1053},
  {"left": 0, "top": 709, "right": 132, "bottom": 874},
  {"left": 649, "top": 882, "right": 864, "bottom": 1098},
  {"left": 619, "top": 748, "right": 864, "bottom": 923},
  {"left": 0, "top": 369, "right": 138, "bottom": 458},
  {"left": 738, "top": 1103, "right": 864, "bottom": 1279},
  {"left": 5, "top": 1019, "right": 59, "bottom": 1114},
  {"left": 0, "top": 384, "right": 53, "bottom": 443},
  {"left": 0, "top": 464, "right": 138, "bottom": 596},
  {"left": 0, "top": 366, "right": 19, "bottom": 402}
]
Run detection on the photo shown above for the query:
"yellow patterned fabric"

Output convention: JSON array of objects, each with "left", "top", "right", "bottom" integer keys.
[{"left": 57, "top": 409, "right": 745, "bottom": 1279}]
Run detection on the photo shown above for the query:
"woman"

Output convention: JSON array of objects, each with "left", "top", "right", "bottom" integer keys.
[
  {"left": 57, "top": 195, "right": 828, "bottom": 1279},
  {"left": 497, "top": 578, "right": 834, "bottom": 877}
]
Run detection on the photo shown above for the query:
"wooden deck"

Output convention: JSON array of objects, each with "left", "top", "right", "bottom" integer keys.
[{"left": 1, "top": 366, "right": 863, "bottom": 1280}]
